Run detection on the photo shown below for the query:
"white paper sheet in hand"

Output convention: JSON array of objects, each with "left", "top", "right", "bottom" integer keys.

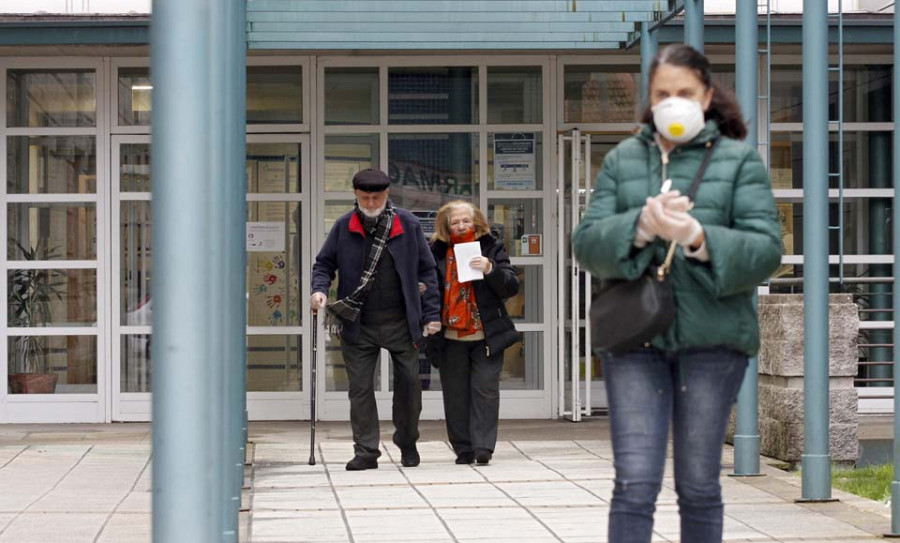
[{"left": 453, "top": 241, "right": 484, "bottom": 283}]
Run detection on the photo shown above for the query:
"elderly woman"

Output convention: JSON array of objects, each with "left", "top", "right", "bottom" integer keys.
[{"left": 427, "top": 200, "right": 519, "bottom": 465}]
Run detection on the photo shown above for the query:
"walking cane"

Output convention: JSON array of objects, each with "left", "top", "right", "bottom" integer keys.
[{"left": 308, "top": 308, "right": 318, "bottom": 466}]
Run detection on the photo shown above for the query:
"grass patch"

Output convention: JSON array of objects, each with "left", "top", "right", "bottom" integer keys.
[{"left": 832, "top": 463, "right": 892, "bottom": 502}]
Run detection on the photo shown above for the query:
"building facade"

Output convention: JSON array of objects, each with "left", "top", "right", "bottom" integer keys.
[{"left": 0, "top": 1, "right": 895, "bottom": 423}]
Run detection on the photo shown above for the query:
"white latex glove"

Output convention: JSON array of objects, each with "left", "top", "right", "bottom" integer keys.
[
  {"left": 423, "top": 321, "right": 442, "bottom": 336},
  {"left": 662, "top": 194, "right": 691, "bottom": 214},
  {"left": 635, "top": 204, "right": 659, "bottom": 248},
  {"left": 310, "top": 292, "right": 326, "bottom": 311},
  {"left": 655, "top": 209, "right": 704, "bottom": 247},
  {"left": 469, "top": 256, "right": 493, "bottom": 274}
]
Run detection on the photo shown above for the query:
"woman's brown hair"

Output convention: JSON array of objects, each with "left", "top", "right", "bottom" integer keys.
[
  {"left": 639, "top": 44, "right": 747, "bottom": 141},
  {"left": 431, "top": 200, "right": 491, "bottom": 243}
]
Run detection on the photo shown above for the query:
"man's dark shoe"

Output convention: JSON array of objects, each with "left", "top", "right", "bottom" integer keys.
[
  {"left": 346, "top": 456, "right": 378, "bottom": 471},
  {"left": 474, "top": 449, "right": 492, "bottom": 465},
  {"left": 400, "top": 447, "right": 420, "bottom": 467},
  {"left": 455, "top": 452, "right": 474, "bottom": 465}
]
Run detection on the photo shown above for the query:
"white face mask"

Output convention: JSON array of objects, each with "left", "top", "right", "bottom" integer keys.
[{"left": 652, "top": 96, "right": 706, "bottom": 143}]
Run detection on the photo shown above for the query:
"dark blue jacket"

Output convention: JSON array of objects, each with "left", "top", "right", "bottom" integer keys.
[{"left": 311, "top": 206, "right": 441, "bottom": 342}]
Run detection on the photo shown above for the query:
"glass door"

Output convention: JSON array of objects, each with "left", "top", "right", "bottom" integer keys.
[
  {"left": 557, "top": 129, "right": 606, "bottom": 420},
  {"left": 110, "top": 134, "right": 311, "bottom": 421},
  {"left": 2, "top": 65, "right": 106, "bottom": 423}
]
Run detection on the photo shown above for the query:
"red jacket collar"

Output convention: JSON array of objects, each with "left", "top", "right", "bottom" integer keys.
[{"left": 348, "top": 212, "right": 404, "bottom": 239}]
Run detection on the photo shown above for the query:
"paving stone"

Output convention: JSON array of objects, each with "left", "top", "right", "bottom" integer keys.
[
  {"left": 417, "top": 482, "right": 516, "bottom": 508},
  {"left": 253, "top": 487, "right": 338, "bottom": 511},
  {"left": 95, "top": 513, "right": 151, "bottom": 543},
  {"left": 327, "top": 465, "right": 407, "bottom": 487},
  {"left": 473, "top": 460, "right": 563, "bottom": 483},
  {"left": 116, "top": 491, "right": 151, "bottom": 514},
  {"left": 530, "top": 505, "right": 609, "bottom": 541},
  {"left": 0, "top": 512, "right": 106, "bottom": 543},
  {"left": 726, "top": 502, "right": 872, "bottom": 540},
  {"left": 253, "top": 465, "right": 331, "bottom": 489},
  {"left": 345, "top": 508, "right": 452, "bottom": 542},
  {"left": 401, "top": 463, "right": 486, "bottom": 485},
  {"left": 30, "top": 490, "right": 123, "bottom": 513},
  {"left": 251, "top": 510, "right": 348, "bottom": 542},
  {"left": 333, "top": 484, "right": 426, "bottom": 510},
  {"left": 437, "top": 507, "right": 556, "bottom": 540},
  {"left": 497, "top": 480, "right": 606, "bottom": 507},
  {"left": 541, "top": 459, "right": 615, "bottom": 480}
]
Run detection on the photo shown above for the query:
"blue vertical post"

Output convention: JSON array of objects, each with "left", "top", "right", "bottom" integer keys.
[
  {"left": 733, "top": 0, "right": 761, "bottom": 477},
  {"left": 890, "top": 4, "right": 900, "bottom": 533},
  {"left": 227, "top": 0, "right": 248, "bottom": 530},
  {"left": 800, "top": 0, "right": 831, "bottom": 502},
  {"left": 684, "top": 0, "right": 704, "bottom": 53},
  {"left": 640, "top": 21, "right": 657, "bottom": 106},
  {"left": 207, "top": 2, "right": 229, "bottom": 539},
  {"left": 150, "top": 0, "right": 218, "bottom": 541},
  {"left": 211, "top": 0, "right": 246, "bottom": 540}
]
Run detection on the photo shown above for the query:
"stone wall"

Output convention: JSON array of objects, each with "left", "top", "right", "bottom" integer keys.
[{"left": 728, "top": 293, "right": 859, "bottom": 465}]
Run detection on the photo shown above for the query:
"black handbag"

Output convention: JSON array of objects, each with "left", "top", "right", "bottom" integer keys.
[{"left": 590, "top": 137, "right": 719, "bottom": 356}]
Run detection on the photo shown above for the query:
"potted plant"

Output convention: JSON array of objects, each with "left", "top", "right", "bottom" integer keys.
[{"left": 7, "top": 240, "right": 64, "bottom": 394}]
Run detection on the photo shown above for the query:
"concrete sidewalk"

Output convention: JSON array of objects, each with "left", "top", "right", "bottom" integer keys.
[{"left": 0, "top": 420, "right": 891, "bottom": 542}]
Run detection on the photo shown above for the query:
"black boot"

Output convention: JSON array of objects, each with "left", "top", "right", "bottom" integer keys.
[
  {"left": 346, "top": 456, "right": 378, "bottom": 471},
  {"left": 400, "top": 446, "right": 420, "bottom": 467},
  {"left": 474, "top": 449, "right": 492, "bottom": 465},
  {"left": 455, "top": 452, "right": 474, "bottom": 465}
]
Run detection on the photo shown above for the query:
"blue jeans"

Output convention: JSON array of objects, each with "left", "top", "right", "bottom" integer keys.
[{"left": 603, "top": 347, "right": 748, "bottom": 543}]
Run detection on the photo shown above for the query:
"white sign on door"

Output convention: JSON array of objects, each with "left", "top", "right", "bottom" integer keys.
[
  {"left": 494, "top": 133, "right": 536, "bottom": 190},
  {"left": 246, "top": 222, "right": 285, "bottom": 252}
]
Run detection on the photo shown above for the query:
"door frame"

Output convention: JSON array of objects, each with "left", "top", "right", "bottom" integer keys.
[
  {"left": 313, "top": 54, "right": 557, "bottom": 421},
  {"left": 110, "top": 133, "right": 313, "bottom": 421},
  {"left": 1, "top": 57, "right": 110, "bottom": 423}
]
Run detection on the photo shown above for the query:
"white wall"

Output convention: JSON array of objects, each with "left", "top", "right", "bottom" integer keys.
[{"left": 0, "top": 0, "right": 150, "bottom": 14}]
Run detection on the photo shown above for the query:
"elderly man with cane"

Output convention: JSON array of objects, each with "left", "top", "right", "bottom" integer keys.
[{"left": 311, "top": 169, "right": 441, "bottom": 471}]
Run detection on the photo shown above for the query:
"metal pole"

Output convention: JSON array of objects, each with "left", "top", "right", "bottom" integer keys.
[
  {"left": 208, "top": 3, "right": 231, "bottom": 539},
  {"left": 733, "top": 0, "right": 761, "bottom": 477},
  {"left": 684, "top": 0, "right": 704, "bottom": 53},
  {"left": 640, "top": 21, "right": 657, "bottom": 106},
  {"left": 800, "top": 0, "right": 831, "bottom": 502},
  {"left": 151, "top": 0, "right": 217, "bottom": 541},
  {"left": 889, "top": 4, "right": 900, "bottom": 534},
  {"left": 221, "top": 0, "right": 247, "bottom": 538}
]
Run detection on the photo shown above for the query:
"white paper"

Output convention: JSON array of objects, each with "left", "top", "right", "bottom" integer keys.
[
  {"left": 246, "top": 222, "right": 285, "bottom": 252},
  {"left": 453, "top": 241, "right": 484, "bottom": 283},
  {"left": 493, "top": 133, "right": 536, "bottom": 190}
]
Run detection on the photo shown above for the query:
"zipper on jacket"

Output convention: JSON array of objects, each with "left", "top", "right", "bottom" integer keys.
[{"left": 652, "top": 133, "right": 670, "bottom": 191}]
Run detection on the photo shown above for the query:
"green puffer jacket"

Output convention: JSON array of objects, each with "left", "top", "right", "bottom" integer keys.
[{"left": 572, "top": 121, "right": 782, "bottom": 356}]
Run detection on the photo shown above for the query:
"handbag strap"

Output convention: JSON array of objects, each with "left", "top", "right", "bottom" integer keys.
[
  {"left": 657, "top": 136, "right": 720, "bottom": 281},
  {"left": 686, "top": 137, "right": 720, "bottom": 202}
]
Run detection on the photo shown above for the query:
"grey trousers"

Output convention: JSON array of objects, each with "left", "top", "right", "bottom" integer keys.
[
  {"left": 439, "top": 338, "right": 504, "bottom": 455},
  {"left": 340, "top": 318, "right": 422, "bottom": 460}
]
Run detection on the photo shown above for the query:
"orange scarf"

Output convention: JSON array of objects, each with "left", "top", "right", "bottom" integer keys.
[{"left": 443, "top": 230, "right": 482, "bottom": 337}]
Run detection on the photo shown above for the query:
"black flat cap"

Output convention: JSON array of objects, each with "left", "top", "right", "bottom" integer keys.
[{"left": 352, "top": 169, "right": 390, "bottom": 192}]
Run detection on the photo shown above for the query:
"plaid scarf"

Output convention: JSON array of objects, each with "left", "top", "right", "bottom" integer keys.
[{"left": 324, "top": 200, "right": 395, "bottom": 338}]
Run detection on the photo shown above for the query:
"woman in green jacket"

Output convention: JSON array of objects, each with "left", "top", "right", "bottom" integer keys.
[{"left": 573, "top": 44, "right": 781, "bottom": 543}]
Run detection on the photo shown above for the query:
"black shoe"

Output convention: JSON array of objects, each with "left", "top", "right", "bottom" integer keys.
[
  {"left": 475, "top": 449, "right": 492, "bottom": 465},
  {"left": 346, "top": 456, "right": 378, "bottom": 471},
  {"left": 455, "top": 452, "right": 475, "bottom": 465},
  {"left": 400, "top": 447, "right": 420, "bottom": 467}
]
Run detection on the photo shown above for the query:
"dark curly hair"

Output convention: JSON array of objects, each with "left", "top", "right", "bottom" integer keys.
[{"left": 639, "top": 44, "right": 747, "bottom": 141}]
